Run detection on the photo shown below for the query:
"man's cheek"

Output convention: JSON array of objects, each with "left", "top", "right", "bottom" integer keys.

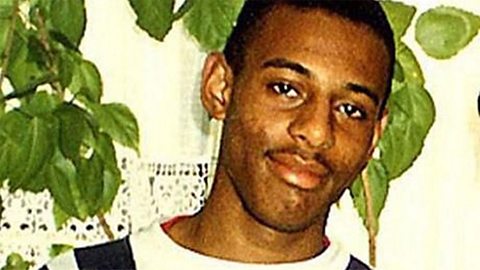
[
  {"left": 332, "top": 146, "right": 367, "bottom": 176},
  {"left": 239, "top": 115, "right": 270, "bottom": 142}
]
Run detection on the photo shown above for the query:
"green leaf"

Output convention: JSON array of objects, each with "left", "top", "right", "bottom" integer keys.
[
  {"left": 0, "top": 2, "right": 14, "bottom": 19},
  {"left": 0, "top": 83, "right": 4, "bottom": 110},
  {"left": 89, "top": 103, "right": 140, "bottom": 153},
  {"left": 22, "top": 91, "right": 61, "bottom": 116},
  {"left": 128, "top": 0, "right": 175, "bottom": 42},
  {"left": 0, "top": 98, "right": 4, "bottom": 118},
  {"left": 100, "top": 168, "right": 121, "bottom": 213},
  {"left": 379, "top": 84, "right": 435, "bottom": 179},
  {"left": 8, "top": 115, "right": 57, "bottom": 191},
  {"left": 350, "top": 159, "right": 389, "bottom": 235},
  {"left": 7, "top": 32, "right": 52, "bottom": 93},
  {"left": 27, "top": 33, "right": 50, "bottom": 63},
  {"left": 0, "top": 111, "right": 28, "bottom": 182},
  {"left": 21, "top": 169, "right": 50, "bottom": 193},
  {"left": 0, "top": 19, "right": 10, "bottom": 58},
  {"left": 47, "top": 0, "right": 86, "bottom": 47},
  {"left": 0, "top": 100, "right": 4, "bottom": 118},
  {"left": 54, "top": 103, "right": 90, "bottom": 160},
  {"left": 77, "top": 154, "right": 104, "bottom": 216},
  {"left": 0, "top": 140, "right": 9, "bottom": 183},
  {"left": 0, "top": 128, "right": 10, "bottom": 182},
  {"left": 183, "top": 0, "right": 244, "bottom": 51},
  {"left": 0, "top": 2, "right": 14, "bottom": 56},
  {"left": 0, "top": 156, "right": 8, "bottom": 185},
  {"left": 53, "top": 201, "right": 70, "bottom": 230},
  {"left": 81, "top": 130, "right": 121, "bottom": 213},
  {"left": 381, "top": 1, "right": 416, "bottom": 42},
  {"left": 69, "top": 60, "right": 102, "bottom": 103},
  {"left": 0, "top": 194, "right": 3, "bottom": 220},
  {"left": 84, "top": 132, "right": 118, "bottom": 173},
  {"left": 49, "top": 244, "right": 73, "bottom": 258},
  {"left": 415, "top": 6, "right": 480, "bottom": 59},
  {"left": 0, "top": 112, "right": 54, "bottom": 191},
  {"left": 0, "top": 0, "right": 14, "bottom": 5},
  {"left": 57, "top": 48, "right": 77, "bottom": 89},
  {"left": 46, "top": 150, "right": 88, "bottom": 220},
  {"left": 395, "top": 42, "right": 425, "bottom": 87},
  {"left": 1, "top": 253, "right": 32, "bottom": 270},
  {"left": 35, "top": 0, "right": 49, "bottom": 12},
  {"left": 9, "top": 117, "right": 54, "bottom": 190}
]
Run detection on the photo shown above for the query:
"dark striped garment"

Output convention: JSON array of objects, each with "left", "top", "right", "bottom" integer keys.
[
  {"left": 39, "top": 222, "right": 371, "bottom": 270},
  {"left": 39, "top": 236, "right": 371, "bottom": 270}
]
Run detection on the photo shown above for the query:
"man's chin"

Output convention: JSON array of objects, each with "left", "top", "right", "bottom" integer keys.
[
  {"left": 247, "top": 205, "right": 326, "bottom": 234},
  {"left": 260, "top": 216, "right": 323, "bottom": 234}
]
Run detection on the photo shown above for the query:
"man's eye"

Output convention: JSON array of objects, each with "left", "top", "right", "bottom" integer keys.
[
  {"left": 268, "top": 82, "right": 299, "bottom": 98},
  {"left": 339, "top": 104, "right": 366, "bottom": 119}
]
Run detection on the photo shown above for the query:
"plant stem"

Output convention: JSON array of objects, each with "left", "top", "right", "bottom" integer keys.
[
  {"left": 361, "top": 168, "right": 377, "bottom": 267},
  {"left": 173, "top": 0, "right": 194, "bottom": 21},
  {"left": 0, "top": 0, "right": 20, "bottom": 96},
  {"left": 97, "top": 213, "right": 115, "bottom": 241},
  {"left": 1, "top": 88, "right": 36, "bottom": 101},
  {"left": 32, "top": 8, "right": 63, "bottom": 98}
]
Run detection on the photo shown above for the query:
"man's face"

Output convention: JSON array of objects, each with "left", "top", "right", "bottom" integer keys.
[{"left": 216, "top": 6, "right": 390, "bottom": 232}]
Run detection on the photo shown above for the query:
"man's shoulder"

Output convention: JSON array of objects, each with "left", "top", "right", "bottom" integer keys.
[
  {"left": 39, "top": 225, "right": 371, "bottom": 270},
  {"left": 346, "top": 255, "right": 372, "bottom": 270},
  {"left": 39, "top": 236, "right": 136, "bottom": 270}
]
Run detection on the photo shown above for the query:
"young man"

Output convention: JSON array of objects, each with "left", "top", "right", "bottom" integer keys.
[{"left": 41, "top": 0, "right": 394, "bottom": 269}]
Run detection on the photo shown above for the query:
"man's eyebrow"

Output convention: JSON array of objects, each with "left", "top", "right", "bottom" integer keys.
[
  {"left": 261, "top": 59, "right": 380, "bottom": 105},
  {"left": 345, "top": 83, "right": 379, "bottom": 105},
  {"left": 262, "top": 58, "right": 311, "bottom": 77}
]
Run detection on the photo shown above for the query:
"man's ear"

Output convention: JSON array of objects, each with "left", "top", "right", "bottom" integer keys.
[
  {"left": 368, "top": 108, "right": 389, "bottom": 157},
  {"left": 201, "top": 53, "right": 234, "bottom": 120}
]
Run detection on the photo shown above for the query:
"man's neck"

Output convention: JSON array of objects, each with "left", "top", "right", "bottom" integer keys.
[{"left": 166, "top": 166, "right": 328, "bottom": 263}]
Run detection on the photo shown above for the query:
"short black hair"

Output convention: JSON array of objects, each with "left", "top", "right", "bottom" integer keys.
[{"left": 223, "top": 0, "right": 395, "bottom": 112}]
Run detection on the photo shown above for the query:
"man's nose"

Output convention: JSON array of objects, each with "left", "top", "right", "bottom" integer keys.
[{"left": 287, "top": 99, "right": 335, "bottom": 150}]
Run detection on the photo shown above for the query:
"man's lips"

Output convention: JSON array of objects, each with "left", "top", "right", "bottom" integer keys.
[{"left": 266, "top": 151, "right": 331, "bottom": 190}]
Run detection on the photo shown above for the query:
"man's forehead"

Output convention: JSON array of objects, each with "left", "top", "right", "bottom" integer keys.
[
  {"left": 248, "top": 4, "right": 389, "bottom": 62},
  {"left": 238, "top": 4, "right": 390, "bottom": 105}
]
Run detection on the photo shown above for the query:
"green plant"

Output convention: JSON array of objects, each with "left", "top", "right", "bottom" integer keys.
[
  {"left": 0, "top": 253, "right": 32, "bottom": 270},
  {"left": 0, "top": 0, "right": 139, "bottom": 238},
  {"left": 354, "top": 2, "right": 480, "bottom": 265},
  {"left": 126, "top": 0, "right": 480, "bottom": 266}
]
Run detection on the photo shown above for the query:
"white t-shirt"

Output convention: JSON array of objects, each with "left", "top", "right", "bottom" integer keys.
[{"left": 42, "top": 222, "right": 357, "bottom": 270}]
